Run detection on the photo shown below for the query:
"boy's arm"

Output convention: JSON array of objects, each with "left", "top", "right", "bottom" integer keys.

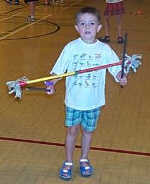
[
  {"left": 105, "top": 45, "right": 127, "bottom": 86},
  {"left": 45, "top": 44, "right": 71, "bottom": 94},
  {"left": 108, "top": 65, "right": 127, "bottom": 86}
]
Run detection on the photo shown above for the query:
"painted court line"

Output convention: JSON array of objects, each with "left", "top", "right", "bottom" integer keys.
[
  {"left": 0, "top": 136, "right": 150, "bottom": 157},
  {"left": 0, "top": 12, "right": 22, "bottom": 22},
  {"left": 0, "top": 14, "right": 51, "bottom": 41}
]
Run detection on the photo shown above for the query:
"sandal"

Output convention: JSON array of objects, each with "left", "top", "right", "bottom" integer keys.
[
  {"left": 59, "top": 161, "right": 73, "bottom": 180},
  {"left": 117, "top": 36, "right": 124, "bottom": 44},
  {"left": 80, "top": 159, "right": 93, "bottom": 177},
  {"left": 98, "top": 36, "right": 110, "bottom": 43}
]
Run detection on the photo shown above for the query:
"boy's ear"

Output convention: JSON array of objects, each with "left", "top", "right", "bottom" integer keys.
[
  {"left": 74, "top": 25, "right": 79, "bottom": 33},
  {"left": 97, "top": 24, "right": 102, "bottom": 33}
]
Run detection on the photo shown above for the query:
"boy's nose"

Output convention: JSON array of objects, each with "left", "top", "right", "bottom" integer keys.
[{"left": 85, "top": 24, "right": 90, "bottom": 28}]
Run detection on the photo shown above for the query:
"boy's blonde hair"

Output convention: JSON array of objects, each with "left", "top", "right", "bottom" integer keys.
[{"left": 75, "top": 7, "right": 101, "bottom": 25}]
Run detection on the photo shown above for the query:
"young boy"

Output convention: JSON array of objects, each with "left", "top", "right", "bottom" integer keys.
[
  {"left": 99, "top": 0, "right": 125, "bottom": 44},
  {"left": 45, "top": 7, "right": 127, "bottom": 180}
]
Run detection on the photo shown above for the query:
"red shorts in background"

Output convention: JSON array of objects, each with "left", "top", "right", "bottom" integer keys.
[{"left": 104, "top": 1, "right": 125, "bottom": 16}]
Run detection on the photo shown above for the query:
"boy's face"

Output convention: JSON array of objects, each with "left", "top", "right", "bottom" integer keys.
[{"left": 75, "top": 13, "right": 102, "bottom": 44}]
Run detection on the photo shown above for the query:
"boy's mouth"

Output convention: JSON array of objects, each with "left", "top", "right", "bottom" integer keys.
[{"left": 85, "top": 31, "right": 91, "bottom": 34}]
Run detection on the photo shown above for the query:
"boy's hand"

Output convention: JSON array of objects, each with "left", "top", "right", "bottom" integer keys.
[
  {"left": 44, "top": 81, "right": 55, "bottom": 95},
  {"left": 116, "top": 71, "right": 127, "bottom": 86}
]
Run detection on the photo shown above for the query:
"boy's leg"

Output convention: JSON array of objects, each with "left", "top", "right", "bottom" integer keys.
[
  {"left": 81, "top": 129, "right": 93, "bottom": 159},
  {"left": 80, "top": 107, "right": 100, "bottom": 159},
  {"left": 79, "top": 129, "right": 94, "bottom": 176},
  {"left": 65, "top": 125, "right": 80, "bottom": 162},
  {"left": 79, "top": 107, "right": 101, "bottom": 177},
  {"left": 59, "top": 125, "right": 80, "bottom": 180}
]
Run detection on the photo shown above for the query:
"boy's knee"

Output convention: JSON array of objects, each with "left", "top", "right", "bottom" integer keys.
[
  {"left": 82, "top": 128, "right": 94, "bottom": 135},
  {"left": 67, "top": 125, "right": 80, "bottom": 136}
]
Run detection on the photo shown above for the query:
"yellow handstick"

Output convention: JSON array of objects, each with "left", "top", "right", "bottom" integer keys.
[{"left": 26, "top": 71, "right": 75, "bottom": 85}]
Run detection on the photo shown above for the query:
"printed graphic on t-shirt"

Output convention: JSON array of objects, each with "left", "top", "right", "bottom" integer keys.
[{"left": 72, "top": 53, "right": 101, "bottom": 88}]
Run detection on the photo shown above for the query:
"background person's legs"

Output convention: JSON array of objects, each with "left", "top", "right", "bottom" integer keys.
[
  {"left": 116, "top": 14, "right": 124, "bottom": 43},
  {"left": 27, "top": 1, "right": 36, "bottom": 22}
]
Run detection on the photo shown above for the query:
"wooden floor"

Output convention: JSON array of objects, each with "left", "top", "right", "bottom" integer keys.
[{"left": 0, "top": 0, "right": 150, "bottom": 183}]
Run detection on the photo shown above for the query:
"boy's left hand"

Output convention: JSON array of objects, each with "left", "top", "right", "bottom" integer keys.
[
  {"left": 116, "top": 71, "right": 127, "bottom": 86},
  {"left": 44, "top": 81, "right": 55, "bottom": 95}
]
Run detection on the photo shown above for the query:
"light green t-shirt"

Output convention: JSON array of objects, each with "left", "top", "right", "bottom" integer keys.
[{"left": 51, "top": 38, "right": 121, "bottom": 110}]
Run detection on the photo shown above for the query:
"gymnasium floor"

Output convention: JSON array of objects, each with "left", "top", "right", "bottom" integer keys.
[{"left": 0, "top": 0, "right": 150, "bottom": 183}]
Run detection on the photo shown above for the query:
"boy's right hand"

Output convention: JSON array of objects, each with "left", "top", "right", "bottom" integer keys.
[{"left": 44, "top": 81, "right": 55, "bottom": 95}]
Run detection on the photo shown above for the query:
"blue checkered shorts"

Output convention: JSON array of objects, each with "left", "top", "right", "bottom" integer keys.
[{"left": 65, "top": 106, "right": 101, "bottom": 132}]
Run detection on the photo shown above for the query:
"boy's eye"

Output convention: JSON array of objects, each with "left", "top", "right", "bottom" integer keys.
[
  {"left": 90, "top": 22, "right": 95, "bottom": 25},
  {"left": 79, "top": 22, "right": 96, "bottom": 26},
  {"left": 80, "top": 22, "right": 85, "bottom": 26}
]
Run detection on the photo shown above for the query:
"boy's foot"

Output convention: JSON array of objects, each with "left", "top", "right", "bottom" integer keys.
[
  {"left": 59, "top": 161, "right": 73, "bottom": 180},
  {"left": 27, "top": 16, "right": 35, "bottom": 23},
  {"left": 80, "top": 159, "right": 93, "bottom": 177},
  {"left": 117, "top": 36, "right": 124, "bottom": 44},
  {"left": 98, "top": 36, "right": 110, "bottom": 43}
]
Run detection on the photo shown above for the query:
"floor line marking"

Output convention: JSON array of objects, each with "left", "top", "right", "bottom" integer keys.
[
  {"left": 0, "top": 12, "right": 22, "bottom": 22},
  {"left": 0, "top": 136, "right": 150, "bottom": 157},
  {"left": 0, "top": 14, "right": 52, "bottom": 41}
]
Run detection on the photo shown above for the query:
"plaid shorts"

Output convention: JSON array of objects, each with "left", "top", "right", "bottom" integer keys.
[
  {"left": 65, "top": 106, "right": 101, "bottom": 132},
  {"left": 104, "top": 2, "right": 125, "bottom": 16}
]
